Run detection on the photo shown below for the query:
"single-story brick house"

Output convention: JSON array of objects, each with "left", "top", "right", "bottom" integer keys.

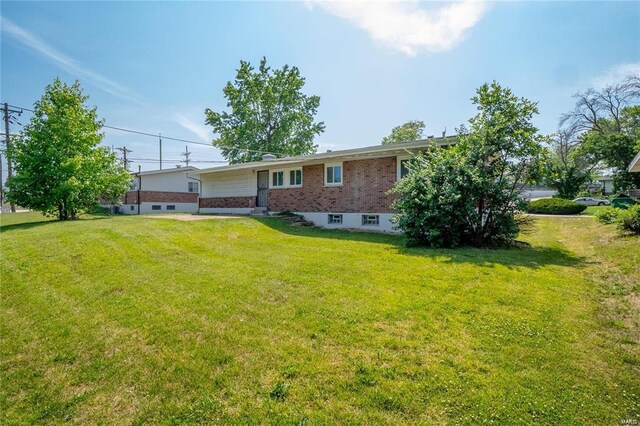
[
  {"left": 117, "top": 166, "right": 200, "bottom": 214},
  {"left": 192, "top": 137, "right": 456, "bottom": 231}
]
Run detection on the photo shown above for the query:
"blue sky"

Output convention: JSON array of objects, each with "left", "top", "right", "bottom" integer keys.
[{"left": 1, "top": 1, "right": 639, "bottom": 171}]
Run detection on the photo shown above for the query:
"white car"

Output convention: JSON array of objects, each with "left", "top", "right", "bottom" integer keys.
[{"left": 572, "top": 197, "right": 610, "bottom": 206}]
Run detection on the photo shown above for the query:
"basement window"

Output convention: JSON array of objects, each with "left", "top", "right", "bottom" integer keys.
[
  {"left": 328, "top": 214, "right": 343, "bottom": 224},
  {"left": 130, "top": 205, "right": 135, "bottom": 211},
  {"left": 166, "top": 205, "right": 176, "bottom": 211},
  {"left": 152, "top": 205, "right": 161, "bottom": 211},
  {"left": 362, "top": 215, "right": 379, "bottom": 226}
]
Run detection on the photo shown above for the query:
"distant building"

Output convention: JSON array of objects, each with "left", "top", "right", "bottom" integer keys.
[
  {"left": 106, "top": 167, "right": 200, "bottom": 214},
  {"left": 629, "top": 151, "right": 640, "bottom": 173}
]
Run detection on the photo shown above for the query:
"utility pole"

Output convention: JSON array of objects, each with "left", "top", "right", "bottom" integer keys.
[
  {"left": 181, "top": 145, "right": 192, "bottom": 167},
  {"left": 0, "top": 143, "right": 3, "bottom": 213},
  {"left": 116, "top": 146, "right": 133, "bottom": 171},
  {"left": 3, "top": 103, "right": 22, "bottom": 213},
  {"left": 159, "top": 133, "right": 163, "bottom": 170}
]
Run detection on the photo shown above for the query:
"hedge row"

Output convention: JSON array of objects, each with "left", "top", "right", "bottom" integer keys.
[{"left": 524, "top": 198, "right": 587, "bottom": 215}]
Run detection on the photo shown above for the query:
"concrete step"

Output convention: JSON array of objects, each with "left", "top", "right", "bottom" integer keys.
[{"left": 250, "top": 207, "right": 268, "bottom": 216}]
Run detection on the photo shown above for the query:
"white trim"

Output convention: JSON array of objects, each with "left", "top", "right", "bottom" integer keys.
[
  {"left": 187, "top": 181, "right": 199, "bottom": 193},
  {"left": 270, "top": 167, "right": 303, "bottom": 189},
  {"left": 288, "top": 168, "right": 303, "bottom": 187},
  {"left": 270, "top": 170, "right": 285, "bottom": 188},
  {"left": 324, "top": 162, "right": 343, "bottom": 187},
  {"left": 134, "top": 166, "right": 198, "bottom": 176}
]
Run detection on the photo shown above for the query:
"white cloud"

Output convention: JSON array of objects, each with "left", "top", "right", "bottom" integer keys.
[
  {"left": 591, "top": 63, "right": 640, "bottom": 88},
  {"left": 1, "top": 16, "right": 143, "bottom": 104},
  {"left": 308, "top": 0, "right": 488, "bottom": 56},
  {"left": 174, "top": 113, "right": 211, "bottom": 143}
]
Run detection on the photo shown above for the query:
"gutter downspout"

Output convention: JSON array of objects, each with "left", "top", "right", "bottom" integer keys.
[
  {"left": 137, "top": 166, "right": 141, "bottom": 215},
  {"left": 187, "top": 173, "right": 202, "bottom": 214}
]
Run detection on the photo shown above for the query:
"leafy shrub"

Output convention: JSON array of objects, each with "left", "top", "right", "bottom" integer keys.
[
  {"left": 617, "top": 205, "right": 640, "bottom": 234},
  {"left": 391, "top": 82, "right": 546, "bottom": 248},
  {"left": 595, "top": 207, "right": 620, "bottom": 224},
  {"left": 525, "top": 198, "right": 586, "bottom": 215}
]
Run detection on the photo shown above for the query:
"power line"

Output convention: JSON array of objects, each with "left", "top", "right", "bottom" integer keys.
[{"left": 3, "top": 103, "right": 293, "bottom": 156}]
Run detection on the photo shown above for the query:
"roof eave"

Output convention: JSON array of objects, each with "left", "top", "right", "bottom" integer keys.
[{"left": 193, "top": 136, "right": 456, "bottom": 176}]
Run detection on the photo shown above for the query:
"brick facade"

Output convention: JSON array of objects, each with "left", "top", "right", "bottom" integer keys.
[
  {"left": 124, "top": 191, "right": 198, "bottom": 204},
  {"left": 267, "top": 157, "right": 398, "bottom": 213},
  {"left": 199, "top": 196, "right": 256, "bottom": 209}
]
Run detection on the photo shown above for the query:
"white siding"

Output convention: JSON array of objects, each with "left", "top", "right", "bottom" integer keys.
[
  {"left": 140, "top": 170, "right": 193, "bottom": 193},
  {"left": 201, "top": 170, "right": 257, "bottom": 198}
]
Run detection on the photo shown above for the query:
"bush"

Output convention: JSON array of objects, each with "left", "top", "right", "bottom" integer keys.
[
  {"left": 390, "top": 82, "right": 546, "bottom": 248},
  {"left": 617, "top": 205, "right": 640, "bottom": 234},
  {"left": 391, "top": 150, "right": 527, "bottom": 248},
  {"left": 525, "top": 198, "right": 586, "bottom": 215},
  {"left": 595, "top": 207, "right": 620, "bottom": 224}
]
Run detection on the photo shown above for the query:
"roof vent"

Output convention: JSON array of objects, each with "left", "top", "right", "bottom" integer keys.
[{"left": 262, "top": 153, "right": 277, "bottom": 161}]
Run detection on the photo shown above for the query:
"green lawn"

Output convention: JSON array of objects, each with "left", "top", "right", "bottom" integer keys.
[
  {"left": 1, "top": 212, "right": 638, "bottom": 424},
  {"left": 583, "top": 205, "right": 606, "bottom": 215}
]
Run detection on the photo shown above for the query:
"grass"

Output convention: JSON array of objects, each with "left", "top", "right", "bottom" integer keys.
[
  {"left": 583, "top": 205, "right": 606, "bottom": 215},
  {"left": 1, "top": 212, "right": 638, "bottom": 424}
]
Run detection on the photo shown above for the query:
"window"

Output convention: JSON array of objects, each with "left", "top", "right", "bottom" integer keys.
[
  {"left": 152, "top": 205, "right": 161, "bottom": 211},
  {"left": 188, "top": 181, "right": 199, "bottom": 193},
  {"left": 130, "top": 205, "right": 135, "bottom": 211},
  {"left": 399, "top": 159, "right": 411, "bottom": 179},
  {"left": 289, "top": 169, "right": 302, "bottom": 186},
  {"left": 272, "top": 171, "right": 284, "bottom": 187},
  {"left": 397, "top": 157, "right": 412, "bottom": 181},
  {"left": 325, "top": 164, "right": 342, "bottom": 185},
  {"left": 362, "top": 215, "right": 379, "bottom": 226},
  {"left": 328, "top": 214, "right": 343, "bottom": 224},
  {"left": 130, "top": 180, "right": 140, "bottom": 191},
  {"left": 166, "top": 205, "right": 176, "bottom": 211}
]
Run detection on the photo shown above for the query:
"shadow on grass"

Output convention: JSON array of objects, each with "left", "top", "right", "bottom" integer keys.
[
  {"left": 256, "top": 217, "right": 587, "bottom": 270},
  {"left": 0, "top": 215, "right": 110, "bottom": 233}
]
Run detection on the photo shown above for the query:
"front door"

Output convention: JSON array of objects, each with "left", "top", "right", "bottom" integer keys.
[{"left": 257, "top": 170, "right": 269, "bottom": 208}]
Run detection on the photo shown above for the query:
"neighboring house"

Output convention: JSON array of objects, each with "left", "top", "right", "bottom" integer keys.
[
  {"left": 629, "top": 151, "right": 640, "bottom": 173},
  {"left": 594, "top": 174, "right": 615, "bottom": 195},
  {"left": 117, "top": 167, "right": 200, "bottom": 214},
  {"left": 192, "top": 137, "right": 456, "bottom": 232}
]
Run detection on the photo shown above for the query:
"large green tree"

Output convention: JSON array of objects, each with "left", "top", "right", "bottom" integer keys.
[
  {"left": 6, "top": 78, "right": 130, "bottom": 220},
  {"left": 381, "top": 120, "right": 425, "bottom": 144},
  {"left": 561, "top": 75, "right": 640, "bottom": 192},
  {"left": 543, "top": 129, "right": 595, "bottom": 199},
  {"left": 392, "top": 82, "right": 546, "bottom": 248},
  {"left": 205, "top": 57, "right": 325, "bottom": 164}
]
